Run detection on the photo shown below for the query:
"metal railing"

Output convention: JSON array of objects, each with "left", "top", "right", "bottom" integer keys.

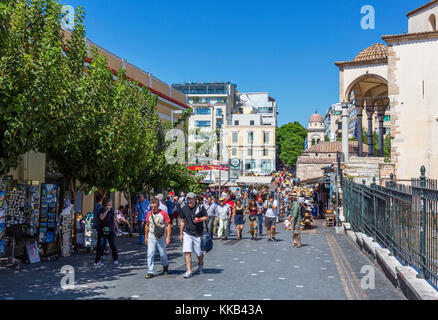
[{"left": 341, "top": 166, "right": 438, "bottom": 289}]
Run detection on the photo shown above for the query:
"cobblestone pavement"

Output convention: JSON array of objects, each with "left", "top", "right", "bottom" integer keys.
[{"left": 0, "top": 220, "right": 406, "bottom": 300}]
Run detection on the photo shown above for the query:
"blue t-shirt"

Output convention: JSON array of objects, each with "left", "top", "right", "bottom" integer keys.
[{"left": 136, "top": 199, "right": 151, "bottom": 222}]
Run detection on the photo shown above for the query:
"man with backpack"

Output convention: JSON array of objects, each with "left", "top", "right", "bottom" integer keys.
[{"left": 144, "top": 198, "right": 172, "bottom": 279}]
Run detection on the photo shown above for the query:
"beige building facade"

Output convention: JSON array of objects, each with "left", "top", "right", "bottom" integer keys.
[{"left": 335, "top": 0, "right": 438, "bottom": 180}]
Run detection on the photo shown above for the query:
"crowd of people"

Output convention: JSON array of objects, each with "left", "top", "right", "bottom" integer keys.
[{"left": 90, "top": 177, "right": 325, "bottom": 279}]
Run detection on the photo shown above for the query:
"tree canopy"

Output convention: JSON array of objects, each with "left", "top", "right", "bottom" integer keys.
[{"left": 276, "top": 122, "right": 307, "bottom": 165}]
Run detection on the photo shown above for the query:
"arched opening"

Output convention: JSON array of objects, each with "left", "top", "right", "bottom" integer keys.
[
  {"left": 430, "top": 14, "right": 437, "bottom": 31},
  {"left": 345, "top": 74, "right": 389, "bottom": 158}
]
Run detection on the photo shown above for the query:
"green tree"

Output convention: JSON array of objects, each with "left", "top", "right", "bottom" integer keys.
[
  {"left": 276, "top": 122, "right": 307, "bottom": 165},
  {"left": 0, "top": 0, "right": 72, "bottom": 178}
]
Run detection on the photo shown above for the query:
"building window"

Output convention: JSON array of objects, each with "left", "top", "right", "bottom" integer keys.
[
  {"left": 248, "top": 149, "right": 253, "bottom": 156},
  {"left": 216, "top": 108, "right": 223, "bottom": 116},
  {"left": 216, "top": 120, "right": 223, "bottom": 129},
  {"left": 250, "top": 120, "right": 255, "bottom": 126},
  {"left": 248, "top": 132, "right": 254, "bottom": 144},
  {"left": 430, "top": 14, "right": 437, "bottom": 31},
  {"left": 232, "top": 148, "right": 237, "bottom": 156},
  {"left": 235, "top": 120, "right": 239, "bottom": 126},
  {"left": 245, "top": 160, "right": 256, "bottom": 170},
  {"left": 261, "top": 161, "right": 271, "bottom": 173},
  {"left": 195, "top": 108, "right": 211, "bottom": 115},
  {"left": 384, "top": 115, "right": 391, "bottom": 122},
  {"left": 232, "top": 132, "right": 238, "bottom": 144},
  {"left": 263, "top": 149, "right": 268, "bottom": 157},
  {"left": 264, "top": 132, "right": 269, "bottom": 144},
  {"left": 195, "top": 121, "right": 211, "bottom": 128}
]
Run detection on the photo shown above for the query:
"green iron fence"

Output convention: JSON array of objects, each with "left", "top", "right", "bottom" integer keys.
[{"left": 341, "top": 167, "right": 438, "bottom": 289}]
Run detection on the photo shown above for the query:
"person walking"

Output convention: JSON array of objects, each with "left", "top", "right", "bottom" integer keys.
[
  {"left": 172, "top": 196, "right": 181, "bottom": 227},
  {"left": 264, "top": 194, "right": 278, "bottom": 242},
  {"left": 289, "top": 198, "right": 306, "bottom": 248},
  {"left": 135, "top": 193, "right": 151, "bottom": 245},
  {"left": 94, "top": 198, "right": 118, "bottom": 267},
  {"left": 204, "top": 196, "right": 217, "bottom": 239},
  {"left": 216, "top": 198, "right": 231, "bottom": 241},
  {"left": 248, "top": 199, "right": 259, "bottom": 240},
  {"left": 144, "top": 198, "right": 172, "bottom": 279},
  {"left": 93, "top": 193, "right": 108, "bottom": 254},
  {"left": 224, "top": 194, "right": 234, "bottom": 237},
  {"left": 156, "top": 194, "right": 169, "bottom": 214},
  {"left": 256, "top": 196, "right": 265, "bottom": 236},
  {"left": 180, "top": 193, "right": 208, "bottom": 279},
  {"left": 233, "top": 199, "right": 246, "bottom": 240}
]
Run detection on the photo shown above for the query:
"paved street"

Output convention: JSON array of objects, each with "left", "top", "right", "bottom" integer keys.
[{"left": 0, "top": 220, "right": 406, "bottom": 300}]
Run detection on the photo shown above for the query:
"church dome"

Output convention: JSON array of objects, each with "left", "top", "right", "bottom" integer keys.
[
  {"left": 353, "top": 43, "right": 388, "bottom": 62},
  {"left": 309, "top": 113, "right": 324, "bottom": 123}
]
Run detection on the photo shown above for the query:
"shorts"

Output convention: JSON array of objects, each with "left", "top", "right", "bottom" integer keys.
[
  {"left": 183, "top": 232, "right": 203, "bottom": 257},
  {"left": 265, "top": 217, "right": 276, "bottom": 229}
]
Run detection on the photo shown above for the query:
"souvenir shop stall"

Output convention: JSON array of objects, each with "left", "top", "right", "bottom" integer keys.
[{"left": 0, "top": 177, "right": 62, "bottom": 265}]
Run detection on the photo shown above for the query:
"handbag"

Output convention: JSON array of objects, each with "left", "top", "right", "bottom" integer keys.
[
  {"left": 201, "top": 221, "right": 213, "bottom": 253},
  {"left": 151, "top": 214, "right": 165, "bottom": 239}
]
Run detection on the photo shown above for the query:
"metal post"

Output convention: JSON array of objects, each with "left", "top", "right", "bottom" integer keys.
[
  {"left": 361, "top": 180, "right": 366, "bottom": 233},
  {"left": 417, "top": 166, "right": 427, "bottom": 279},
  {"left": 372, "top": 177, "right": 377, "bottom": 241},
  {"left": 389, "top": 173, "right": 394, "bottom": 256},
  {"left": 342, "top": 102, "right": 349, "bottom": 163}
]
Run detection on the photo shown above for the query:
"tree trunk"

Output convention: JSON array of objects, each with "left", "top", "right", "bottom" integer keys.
[
  {"left": 124, "top": 189, "right": 134, "bottom": 238},
  {"left": 69, "top": 178, "right": 76, "bottom": 205}
]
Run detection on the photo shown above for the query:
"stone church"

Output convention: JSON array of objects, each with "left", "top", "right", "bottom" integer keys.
[{"left": 335, "top": 0, "right": 438, "bottom": 181}]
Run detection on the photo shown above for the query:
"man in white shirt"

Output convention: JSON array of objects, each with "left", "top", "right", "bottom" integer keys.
[
  {"left": 156, "top": 194, "right": 169, "bottom": 214},
  {"left": 263, "top": 194, "right": 278, "bottom": 242},
  {"left": 216, "top": 198, "right": 231, "bottom": 240}
]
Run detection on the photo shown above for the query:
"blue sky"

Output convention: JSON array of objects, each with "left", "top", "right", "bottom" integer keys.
[{"left": 65, "top": 0, "right": 426, "bottom": 127}]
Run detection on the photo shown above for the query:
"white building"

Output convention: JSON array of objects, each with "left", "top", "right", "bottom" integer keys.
[{"left": 225, "top": 93, "right": 277, "bottom": 175}]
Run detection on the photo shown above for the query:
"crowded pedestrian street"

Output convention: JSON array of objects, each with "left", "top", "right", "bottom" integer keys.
[{"left": 0, "top": 218, "right": 405, "bottom": 300}]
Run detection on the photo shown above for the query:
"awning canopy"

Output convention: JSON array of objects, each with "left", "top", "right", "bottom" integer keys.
[
  {"left": 235, "top": 176, "right": 273, "bottom": 186},
  {"left": 297, "top": 176, "right": 329, "bottom": 186},
  {"left": 209, "top": 181, "right": 238, "bottom": 187}
]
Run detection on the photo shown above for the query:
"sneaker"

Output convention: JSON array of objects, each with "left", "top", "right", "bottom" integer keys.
[
  {"left": 197, "top": 264, "right": 204, "bottom": 274},
  {"left": 145, "top": 273, "right": 154, "bottom": 280},
  {"left": 163, "top": 265, "right": 169, "bottom": 275},
  {"left": 94, "top": 261, "right": 104, "bottom": 267},
  {"left": 272, "top": 237, "right": 276, "bottom": 242},
  {"left": 184, "top": 271, "right": 193, "bottom": 279}
]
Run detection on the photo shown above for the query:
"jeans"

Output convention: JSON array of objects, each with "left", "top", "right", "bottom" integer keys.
[
  {"left": 138, "top": 220, "right": 145, "bottom": 244},
  {"left": 217, "top": 218, "right": 229, "bottom": 239},
  {"left": 95, "top": 231, "right": 118, "bottom": 263},
  {"left": 258, "top": 214, "right": 263, "bottom": 235},
  {"left": 227, "top": 217, "right": 232, "bottom": 235},
  {"left": 147, "top": 237, "right": 168, "bottom": 274},
  {"left": 207, "top": 216, "right": 216, "bottom": 238}
]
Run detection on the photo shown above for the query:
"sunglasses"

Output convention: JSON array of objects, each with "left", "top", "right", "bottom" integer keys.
[{"left": 187, "top": 198, "right": 195, "bottom": 202}]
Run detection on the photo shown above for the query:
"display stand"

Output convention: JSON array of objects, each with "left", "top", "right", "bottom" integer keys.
[{"left": 58, "top": 205, "right": 74, "bottom": 257}]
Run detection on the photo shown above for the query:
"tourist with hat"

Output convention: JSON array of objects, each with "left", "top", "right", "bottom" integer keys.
[{"left": 216, "top": 197, "right": 231, "bottom": 241}]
